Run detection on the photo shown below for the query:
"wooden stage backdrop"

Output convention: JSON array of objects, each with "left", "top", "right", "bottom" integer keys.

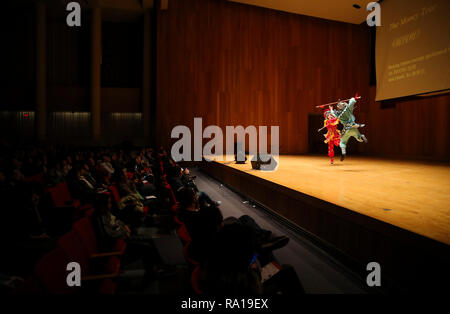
[
  {"left": 156, "top": 0, "right": 371, "bottom": 154},
  {"left": 156, "top": 0, "right": 450, "bottom": 161}
]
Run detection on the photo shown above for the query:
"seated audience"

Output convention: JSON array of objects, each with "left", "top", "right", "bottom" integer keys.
[
  {"left": 0, "top": 142, "right": 304, "bottom": 295},
  {"left": 100, "top": 155, "right": 115, "bottom": 176},
  {"left": 91, "top": 194, "right": 174, "bottom": 282},
  {"left": 177, "top": 187, "right": 289, "bottom": 264},
  {"left": 201, "top": 223, "right": 305, "bottom": 296}
]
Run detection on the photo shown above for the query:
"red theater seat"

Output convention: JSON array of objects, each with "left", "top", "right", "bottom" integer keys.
[
  {"left": 58, "top": 230, "right": 122, "bottom": 277},
  {"left": 191, "top": 266, "right": 203, "bottom": 294},
  {"left": 109, "top": 185, "right": 122, "bottom": 206},
  {"left": 174, "top": 214, "right": 183, "bottom": 226},
  {"left": 72, "top": 217, "right": 126, "bottom": 259},
  {"left": 48, "top": 182, "right": 93, "bottom": 221},
  {"left": 177, "top": 224, "right": 191, "bottom": 244},
  {"left": 34, "top": 248, "right": 77, "bottom": 294}
]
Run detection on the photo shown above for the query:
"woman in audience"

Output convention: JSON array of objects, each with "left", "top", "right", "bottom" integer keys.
[
  {"left": 46, "top": 159, "right": 64, "bottom": 185},
  {"left": 112, "top": 169, "right": 147, "bottom": 228},
  {"left": 100, "top": 155, "right": 115, "bottom": 176},
  {"left": 61, "top": 158, "right": 72, "bottom": 177},
  {"left": 67, "top": 164, "right": 97, "bottom": 203},
  {"left": 91, "top": 193, "right": 175, "bottom": 282},
  {"left": 178, "top": 187, "right": 224, "bottom": 263}
]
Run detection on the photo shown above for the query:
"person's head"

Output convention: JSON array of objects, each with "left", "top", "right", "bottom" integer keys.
[
  {"left": 213, "top": 223, "right": 258, "bottom": 270},
  {"left": 168, "top": 165, "right": 182, "bottom": 178},
  {"left": 88, "top": 157, "right": 95, "bottom": 167},
  {"left": 113, "top": 168, "right": 127, "bottom": 183},
  {"left": 72, "top": 164, "right": 85, "bottom": 178},
  {"left": 179, "top": 187, "right": 198, "bottom": 210},
  {"left": 203, "top": 223, "right": 261, "bottom": 295},
  {"left": 337, "top": 101, "right": 346, "bottom": 110},
  {"left": 324, "top": 109, "right": 334, "bottom": 120}
]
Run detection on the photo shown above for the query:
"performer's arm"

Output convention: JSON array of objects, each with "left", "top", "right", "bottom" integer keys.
[{"left": 348, "top": 97, "right": 356, "bottom": 112}]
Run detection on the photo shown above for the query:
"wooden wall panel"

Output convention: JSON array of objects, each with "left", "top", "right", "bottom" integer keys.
[
  {"left": 156, "top": 0, "right": 371, "bottom": 154},
  {"left": 361, "top": 88, "right": 450, "bottom": 161}
]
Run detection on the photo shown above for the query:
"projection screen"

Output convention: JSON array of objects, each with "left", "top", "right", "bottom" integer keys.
[{"left": 375, "top": 0, "right": 450, "bottom": 101}]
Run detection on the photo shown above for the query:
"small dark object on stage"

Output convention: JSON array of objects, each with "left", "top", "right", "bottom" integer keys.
[{"left": 251, "top": 154, "right": 277, "bottom": 171}]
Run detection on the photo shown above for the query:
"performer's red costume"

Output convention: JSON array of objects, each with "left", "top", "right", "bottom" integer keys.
[{"left": 323, "top": 109, "right": 341, "bottom": 164}]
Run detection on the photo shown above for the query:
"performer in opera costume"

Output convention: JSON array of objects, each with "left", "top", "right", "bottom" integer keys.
[
  {"left": 331, "top": 94, "right": 368, "bottom": 161},
  {"left": 321, "top": 109, "right": 341, "bottom": 164}
]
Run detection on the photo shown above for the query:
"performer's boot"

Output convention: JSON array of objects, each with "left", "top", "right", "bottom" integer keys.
[
  {"left": 361, "top": 134, "right": 368, "bottom": 143},
  {"left": 340, "top": 147, "right": 346, "bottom": 161}
]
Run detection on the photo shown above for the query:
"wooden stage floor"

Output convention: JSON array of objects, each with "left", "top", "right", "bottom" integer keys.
[{"left": 205, "top": 155, "right": 450, "bottom": 246}]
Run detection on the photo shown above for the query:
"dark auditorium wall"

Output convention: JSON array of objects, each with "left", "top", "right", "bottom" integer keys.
[
  {"left": 46, "top": 15, "right": 142, "bottom": 113},
  {"left": 156, "top": 0, "right": 371, "bottom": 154},
  {"left": 0, "top": 5, "right": 143, "bottom": 113},
  {"left": 156, "top": 0, "right": 450, "bottom": 160},
  {"left": 0, "top": 3, "right": 146, "bottom": 144},
  {"left": 0, "top": 5, "right": 35, "bottom": 111}
]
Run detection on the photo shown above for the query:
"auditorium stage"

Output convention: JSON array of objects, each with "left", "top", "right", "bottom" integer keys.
[
  {"left": 200, "top": 155, "right": 450, "bottom": 290},
  {"left": 203, "top": 155, "right": 450, "bottom": 245}
]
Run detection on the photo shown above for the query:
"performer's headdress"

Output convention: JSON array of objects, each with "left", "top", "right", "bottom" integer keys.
[
  {"left": 337, "top": 101, "right": 346, "bottom": 109},
  {"left": 323, "top": 109, "right": 333, "bottom": 118}
]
